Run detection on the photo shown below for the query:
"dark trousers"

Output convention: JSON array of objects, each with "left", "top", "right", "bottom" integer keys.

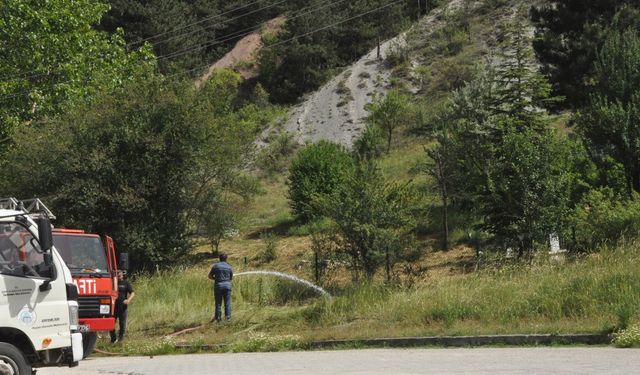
[
  {"left": 214, "top": 287, "right": 232, "bottom": 321},
  {"left": 110, "top": 307, "right": 128, "bottom": 342}
]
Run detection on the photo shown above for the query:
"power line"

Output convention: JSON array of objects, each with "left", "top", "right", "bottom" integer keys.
[
  {"left": 141, "top": 0, "right": 289, "bottom": 51},
  {"left": 0, "top": 0, "right": 348, "bottom": 90},
  {"left": 167, "top": 0, "right": 405, "bottom": 81},
  {"left": 156, "top": 0, "right": 350, "bottom": 63},
  {"left": 171, "top": 0, "right": 406, "bottom": 80},
  {"left": 0, "top": 0, "right": 287, "bottom": 82},
  {"left": 126, "top": 0, "right": 266, "bottom": 47},
  {"left": 1, "top": 0, "right": 407, "bottom": 101}
]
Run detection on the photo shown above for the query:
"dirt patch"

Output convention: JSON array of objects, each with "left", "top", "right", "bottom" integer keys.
[{"left": 197, "top": 16, "right": 286, "bottom": 87}]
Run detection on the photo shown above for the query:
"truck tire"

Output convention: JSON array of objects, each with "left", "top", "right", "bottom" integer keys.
[
  {"left": 0, "top": 342, "right": 32, "bottom": 375},
  {"left": 82, "top": 332, "right": 98, "bottom": 359}
]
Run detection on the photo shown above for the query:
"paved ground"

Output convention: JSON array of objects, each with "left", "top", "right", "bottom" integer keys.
[{"left": 38, "top": 347, "right": 640, "bottom": 374}]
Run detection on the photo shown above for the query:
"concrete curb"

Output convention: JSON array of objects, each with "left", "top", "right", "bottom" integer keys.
[
  {"left": 174, "top": 334, "right": 612, "bottom": 351},
  {"left": 310, "top": 334, "right": 612, "bottom": 349}
]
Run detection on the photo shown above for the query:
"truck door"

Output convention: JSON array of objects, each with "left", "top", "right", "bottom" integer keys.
[
  {"left": 104, "top": 236, "right": 118, "bottom": 303},
  {"left": 0, "top": 222, "right": 71, "bottom": 352}
]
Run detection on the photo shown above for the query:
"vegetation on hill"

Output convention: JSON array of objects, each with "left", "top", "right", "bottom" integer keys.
[{"left": 3, "top": 0, "right": 640, "bottom": 351}]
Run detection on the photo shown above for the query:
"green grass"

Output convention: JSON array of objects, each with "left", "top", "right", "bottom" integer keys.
[{"left": 96, "top": 241, "right": 640, "bottom": 355}]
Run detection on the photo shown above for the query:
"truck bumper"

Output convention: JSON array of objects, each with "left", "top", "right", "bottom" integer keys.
[
  {"left": 71, "top": 332, "right": 83, "bottom": 363},
  {"left": 79, "top": 317, "right": 116, "bottom": 332}
]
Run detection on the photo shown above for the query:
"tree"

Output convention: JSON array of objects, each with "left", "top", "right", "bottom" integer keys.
[
  {"left": 479, "top": 127, "right": 574, "bottom": 255},
  {"left": 0, "top": 0, "right": 153, "bottom": 145},
  {"left": 531, "top": 0, "right": 640, "bottom": 107},
  {"left": 417, "top": 112, "right": 457, "bottom": 250},
  {"left": 367, "top": 90, "right": 411, "bottom": 153},
  {"left": 2, "top": 70, "right": 263, "bottom": 270},
  {"left": 576, "top": 29, "right": 640, "bottom": 195},
  {"left": 98, "top": 0, "right": 253, "bottom": 75},
  {"left": 319, "top": 162, "right": 419, "bottom": 280},
  {"left": 287, "top": 141, "right": 354, "bottom": 222},
  {"left": 424, "top": 14, "right": 579, "bottom": 251}
]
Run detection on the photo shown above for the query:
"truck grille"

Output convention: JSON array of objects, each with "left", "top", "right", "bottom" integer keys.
[{"left": 78, "top": 296, "right": 107, "bottom": 318}]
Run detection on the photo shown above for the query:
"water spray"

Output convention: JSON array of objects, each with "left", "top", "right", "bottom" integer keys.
[{"left": 236, "top": 270, "right": 331, "bottom": 297}]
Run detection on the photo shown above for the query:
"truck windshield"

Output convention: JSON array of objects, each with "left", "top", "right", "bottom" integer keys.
[{"left": 53, "top": 235, "right": 109, "bottom": 274}]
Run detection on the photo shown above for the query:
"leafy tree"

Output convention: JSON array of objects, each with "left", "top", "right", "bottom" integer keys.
[
  {"left": 318, "top": 162, "right": 419, "bottom": 280},
  {"left": 2, "top": 70, "right": 263, "bottom": 270},
  {"left": 479, "top": 127, "right": 574, "bottom": 254},
  {"left": 577, "top": 29, "right": 640, "bottom": 195},
  {"left": 0, "top": 0, "right": 153, "bottom": 145},
  {"left": 353, "top": 123, "right": 385, "bottom": 161},
  {"left": 287, "top": 141, "right": 354, "bottom": 222},
  {"left": 531, "top": 0, "right": 640, "bottom": 106},
  {"left": 98, "top": 0, "right": 245, "bottom": 75},
  {"left": 423, "top": 16, "right": 581, "bottom": 251},
  {"left": 416, "top": 112, "right": 457, "bottom": 250},
  {"left": 367, "top": 91, "right": 411, "bottom": 153}
]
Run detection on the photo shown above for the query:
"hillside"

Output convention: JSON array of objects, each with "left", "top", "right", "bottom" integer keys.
[{"left": 84, "top": 0, "right": 640, "bottom": 355}]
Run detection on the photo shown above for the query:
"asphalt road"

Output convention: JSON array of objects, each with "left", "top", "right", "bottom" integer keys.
[{"left": 38, "top": 347, "right": 640, "bottom": 374}]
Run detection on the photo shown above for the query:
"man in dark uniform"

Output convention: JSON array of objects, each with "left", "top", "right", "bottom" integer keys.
[
  {"left": 208, "top": 253, "right": 233, "bottom": 322},
  {"left": 110, "top": 270, "right": 135, "bottom": 343}
]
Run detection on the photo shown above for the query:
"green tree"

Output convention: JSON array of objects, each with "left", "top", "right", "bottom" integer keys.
[
  {"left": 577, "top": 29, "right": 640, "bottom": 195},
  {"left": 0, "top": 0, "right": 153, "bottom": 145},
  {"left": 2, "top": 70, "right": 263, "bottom": 270},
  {"left": 287, "top": 141, "right": 354, "bottom": 222},
  {"left": 427, "top": 17, "right": 579, "bottom": 251},
  {"left": 367, "top": 90, "right": 411, "bottom": 153},
  {"left": 416, "top": 112, "right": 457, "bottom": 250},
  {"left": 531, "top": 0, "right": 640, "bottom": 106},
  {"left": 319, "top": 162, "right": 419, "bottom": 280},
  {"left": 479, "top": 127, "right": 574, "bottom": 255},
  {"left": 98, "top": 0, "right": 257, "bottom": 75}
]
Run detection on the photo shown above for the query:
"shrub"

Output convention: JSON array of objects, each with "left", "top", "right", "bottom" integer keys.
[
  {"left": 256, "top": 132, "right": 297, "bottom": 175},
  {"left": 613, "top": 324, "right": 640, "bottom": 348},
  {"left": 571, "top": 188, "right": 640, "bottom": 251},
  {"left": 386, "top": 41, "right": 410, "bottom": 67},
  {"left": 256, "top": 233, "right": 278, "bottom": 264},
  {"left": 353, "top": 123, "right": 385, "bottom": 161},
  {"left": 287, "top": 141, "right": 354, "bottom": 222}
]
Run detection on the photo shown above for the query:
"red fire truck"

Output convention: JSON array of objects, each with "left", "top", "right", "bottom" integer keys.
[{"left": 51, "top": 228, "right": 126, "bottom": 358}]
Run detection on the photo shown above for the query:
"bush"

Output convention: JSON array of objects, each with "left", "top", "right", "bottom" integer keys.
[
  {"left": 256, "top": 233, "right": 278, "bottom": 264},
  {"left": 287, "top": 141, "right": 354, "bottom": 222},
  {"left": 614, "top": 324, "right": 640, "bottom": 348},
  {"left": 353, "top": 123, "right": 385, "bottom": 161},
  {"left": 571, "top": 188, "right": 640, "bottom": 251},
  {"left": 385, "top": 41, "right": 410, "bottom": 67},
  {"left": 256, "top": 132, "right": 297, "bottom": 175}
]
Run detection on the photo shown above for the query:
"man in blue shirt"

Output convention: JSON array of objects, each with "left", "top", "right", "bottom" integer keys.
[{"left": 208, "top": 253, "right": 233, "bottom": 322}]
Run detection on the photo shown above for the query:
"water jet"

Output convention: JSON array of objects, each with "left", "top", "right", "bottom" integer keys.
[{"left": 236, "top": 270, "right": 331, "bottom": 297}]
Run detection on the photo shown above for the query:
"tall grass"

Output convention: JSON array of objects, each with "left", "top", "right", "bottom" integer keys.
[{"left": 108, "top": 242, "right": 640, "bottom": 354}]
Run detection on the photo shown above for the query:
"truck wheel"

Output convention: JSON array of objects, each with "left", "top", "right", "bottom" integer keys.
[
  {"left": 82, "top": 332, "right": 98, "bottom": 359},
  {"left": 0, "top": 342, "right": 31, "bottom": 375}
]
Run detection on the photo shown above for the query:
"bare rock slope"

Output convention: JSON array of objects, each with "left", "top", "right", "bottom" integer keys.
[
  {"left": 279, "top": 2, "right": 460, "bottom": 148},
  {"left": 281, "top": 38, "right": 402, "bottom": 148}
]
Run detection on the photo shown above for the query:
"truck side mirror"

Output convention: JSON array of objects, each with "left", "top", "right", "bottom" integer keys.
[
  {"left": 36, "top": 216, "right": 53, "bottom": 252},
  {"left": 43, "top": 252, "right": 53, "bottom": 267},
  {"left": 118, "top": 252, "right": 129, "bottom": 271}
]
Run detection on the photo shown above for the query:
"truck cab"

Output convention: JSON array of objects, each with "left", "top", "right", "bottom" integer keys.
[
  {"left": 52, "top": 229, "right": 120, "bottom": 357},
  {"left": 0, "top": 198, "right": 83, "bottom": 374}
]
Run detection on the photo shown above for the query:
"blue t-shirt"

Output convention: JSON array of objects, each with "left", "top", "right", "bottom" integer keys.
[{"left": 209, "top": 261, "right": 233, "bottom": 289}]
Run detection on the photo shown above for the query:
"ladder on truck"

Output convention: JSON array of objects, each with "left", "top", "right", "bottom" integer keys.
[{"left": 0, "top": 198, "right": 56, "bottom": 219}]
